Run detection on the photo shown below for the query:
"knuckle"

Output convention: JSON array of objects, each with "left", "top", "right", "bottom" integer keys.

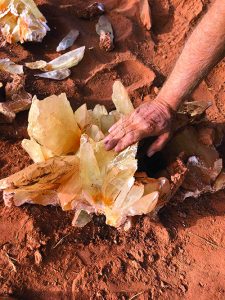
[
  {"left": 142, "top": 121, "right": 152, "bottom": 132},
  {"left": 129, "top": 132, "right": 136, "bottom": 142}
]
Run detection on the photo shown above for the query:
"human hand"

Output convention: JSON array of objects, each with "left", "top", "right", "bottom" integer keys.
[{"left": 104, "top": 98, "right": 175, "bottom": 157}]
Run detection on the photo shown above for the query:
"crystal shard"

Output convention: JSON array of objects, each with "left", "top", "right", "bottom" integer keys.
[
  {"left": 0, "top": 58, "right": 23, "bottom": 74},
  {"left": 44, "top": 46, "right": 85, "bottom": 71},
  {"left": 0, "top": 0, "right": 50, "bottom": 43},
  {"left": 0, "top": 81, "right": 171, "bottom": 228},
  {"left": 56, "top": 29, "right": 79, "bottom": 52},
  {"left": 35, "top": 69, "right": 71, "bottom": 80},
  {"left": 96, "top": 16, "right": 114, "bottom": 51},
  {"left": 25, "top": 93, "right": 81, "bottom": 159}
]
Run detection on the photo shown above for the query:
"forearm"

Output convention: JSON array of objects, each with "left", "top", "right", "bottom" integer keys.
[{"left": 157, "top": 0, "right": 225, "bottom": 110}]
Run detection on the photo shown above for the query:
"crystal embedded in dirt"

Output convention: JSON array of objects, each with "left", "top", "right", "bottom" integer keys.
[
  {"left": 96, "top": 16, "right": 114, "bottom": 51},
  {"left": 72, "top": 210, "right": 92, "bottom": 227},
  {"left": 0, "top": 0, "right": 50, "bottom": 43},
  {"left": 0, "top": 155, "right": 79, "bottom": 207},
  {"left": 22, "top": 93, "right": 81, "bottom": 161},
  {"left": 163, "top": 126, "right": 223, "bottom": 199},
  {"left": 0, "top": 81, "right": 170, "bottom": 228},
  {"left": 25, "top": 47, "right": 85, "bottom": 73},
  {"left": 35, "top": 69, "right": 71, "bottom": 80},
  {"left": 78, "top": 2, "right": 105, "bottom": 19},
  {"left": 179, "top": 100, "right": 212, "bottom": 117},
  {"left": 0, "top": 58, "right": 23, "bottom": 74},
  {"left": 112, "top": 80, "right": 134, "bottom": 114},
  {"left": 56, "top": 29, "right": 80, "bottom": 52},
  {"left": 25, "top": 60, "right": 47, "bottom": 70},
  {"left": 43, "top": 46, "right": 85, "bottom": 71},
  {"left": 139, "top": 0, "right": 152, "bottom": 30},
  {"left": 181, "top": 155, "right": 222, "bottom": 198}
]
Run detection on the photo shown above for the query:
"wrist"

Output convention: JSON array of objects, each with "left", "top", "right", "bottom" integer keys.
[
  {"left": 150, "top": 97, "right": 176, "bottom": 123},
  {"left": 156, "top": 93, "right": 183, "bottom": 111},
  {"left": 154, "top": 95, "right": 179, "bottom": 114}
]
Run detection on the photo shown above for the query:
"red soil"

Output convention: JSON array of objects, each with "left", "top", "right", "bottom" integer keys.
[{"left": 0, "top": 0, "right": 225, "bottom": 299}]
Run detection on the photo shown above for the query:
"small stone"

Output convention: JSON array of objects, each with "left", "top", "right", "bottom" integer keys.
[
  {"left": 180, "top": 284, "right": 188, "bottom": 293},
  {"left": 34, "top": 249, "right": 42, "bottom": 265}
]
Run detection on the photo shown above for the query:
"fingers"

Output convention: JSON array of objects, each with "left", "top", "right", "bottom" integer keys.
[
  {"left": 108, "top": 117, "right": 124, "bottom": 133},
  {"left": 104, "top": 115, "right": 136, "bottom": 151},
  {"left": 147, "top": 132, "right": 170, "bottom": 157},
  {"left": 104, "top": 124, "right": 138, "bottom": 151},
  {"left": 114, "top": 130, "right": 140, "bottom": 152},
  {"left": 104, "top": 121, "right": 126, "bottom": 150},
  {"left": 104, "top": 99, "right": 173, "bottom": 153}
]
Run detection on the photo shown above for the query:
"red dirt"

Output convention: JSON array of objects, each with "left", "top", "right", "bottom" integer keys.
[{"left": 0, "top": 0, "right": 225, "bottom": 299}]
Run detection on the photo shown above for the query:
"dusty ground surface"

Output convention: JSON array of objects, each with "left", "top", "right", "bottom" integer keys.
[{"left": 0, "top": 0, "right": 225, "bottom": 299}]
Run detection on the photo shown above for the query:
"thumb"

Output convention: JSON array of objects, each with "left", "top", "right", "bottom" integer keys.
[{"left": 147, "top": 132, "right": 170, "bottom": 157}]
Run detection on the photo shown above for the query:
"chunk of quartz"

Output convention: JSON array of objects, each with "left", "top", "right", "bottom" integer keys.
[
  {"left": 56, "top": 29, "right": 80, "bottom": 52},
  {"left": 96, "top": 16, "right": 114, "bottom": 51},
  {"left": 0, "top": 58, "right": 23, "bottom": 74},
  {"left": 35, "top": 69, "right": 71, "bottom": 80},
  {"left": 0, "top": 81, "right": 171, "bottom": 228},
  {"left": 25, "top": 60, "right": 47, "bottom": 70},
  {"left": 24, "top": 93, "right": 81, "bottom": 160},
  {"left": 0, "top": 0, "right": 50, "bottom": 43},
  {"left": 44, "top": 46, "right": 85, "bottom": 71}
]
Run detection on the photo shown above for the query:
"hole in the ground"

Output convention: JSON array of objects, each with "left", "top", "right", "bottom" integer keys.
[{"left": 137, "top": 137, "right": 167, "bottom": 177}]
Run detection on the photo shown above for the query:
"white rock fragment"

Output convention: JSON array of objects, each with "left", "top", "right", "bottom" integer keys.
[
  {"left": 96, "top": 16, "right": 114, "bottom": 51},
  {"left": 44, "top": 46, "right": 85, "bottom": 71},
  {"left": 0, "top": 0, "right": 50, "bottom": 43},
  {"left": 56, "top": 29, "right": 80, "bottom": 52},
  {"left": 25, "top": 60, "right": 47, "bottom": 70},
  {"left": 0, "top": 58, "right": 23, "bottom": 74},
  {"left": 35, "top": 69, "right": 71, "bottom": 80}
]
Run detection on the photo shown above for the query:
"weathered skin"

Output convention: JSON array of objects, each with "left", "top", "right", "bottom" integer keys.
[{"left": 104, "top": 0, "right": 225, "bottom": 156}]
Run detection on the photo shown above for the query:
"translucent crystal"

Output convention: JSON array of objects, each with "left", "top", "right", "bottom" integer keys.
[
  {"left": 35, "top": 69, "right": 71, "bottom": 80},
  {"left": 179, "top": 100, "right": 212, "bottom": 117},
  {"left": 26, "top": 93, "right": 81, "bottom": 158},
  {"left": 0, "top": 81, "right": 171, "bottom": 228},
  {"left": 112, "top": 80, "right": 134, "bottom": 115},
  {"left": 44, "top": 46, "right": 85, "bottom": 71},
  {"left": 96, "top": 16, "right": 114, "bottom": 51},
  {"left": 25, "top": 60, "right": 47, "bottom": 70},
  {"left": 56, "top": 29, "right": 79, "bottom": 52},
  {"left": 0, "top": 0, "right": 49, "bottom": 43},
  {"left": 0, "top": 58, "right": 23, "bottom": 74}
]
